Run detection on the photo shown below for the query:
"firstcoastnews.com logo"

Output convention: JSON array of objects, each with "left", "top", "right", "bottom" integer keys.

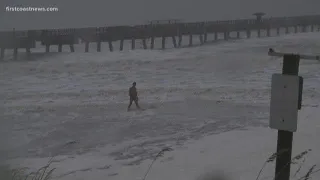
[{"left": 5, "top": 6, "right": 59, "bottom": 12}]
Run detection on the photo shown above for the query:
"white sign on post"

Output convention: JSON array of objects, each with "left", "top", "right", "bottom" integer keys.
[{"left": 270, "top": 74, "right": 300, "bottom": 132}]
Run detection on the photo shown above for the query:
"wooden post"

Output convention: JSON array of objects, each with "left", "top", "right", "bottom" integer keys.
[
  {"left": 85, "top": 42, "right": 89, "bottom": 52},
  {"left": 27, "top": 31, "right": 33, "bottom": 56},
  {"left": 246, "top": 30, "right": 251, "bottom": 38},
  {"left": 285, "top": 27, "right": 289, "bottom": 34},
  {"left": 46, "top": 45, "right": 50, "bottom": 53},
  {"left": 311, "top": 25, "right": 314, "bottom": 32},
  {"left": 162, "top": 36, "right": 166, "bottom": 49},
  {"left": 189, "top": 34, "right": 193, "bottom": 46},
  {"left": 277, "top": 28, "right": 280, "bottom": 35},
  {"left": 142, "top": 39, "right": 147, "bottom": 49},
  {"left": 224, "top": 31, "right": 229, "bottom": 40},
  {"left": 202, "top": 25, "right": 206, "bottom": 43},
  {"left": 214, "top": 32, "right": 218, "bottom": 40},
  {"left": 0, "top": 48, "right": 4, "bottom": 59},
  {"left": 131, "top": 38, "right": 135, "bottom": 50},
  {"left": 26, "top": 35, "right": 31, "bottom": 58},
  {"left": 274, "top": 54, "right": 300, "bottom": 180},
  {"left": 120, "top": 40, "right": 124, "bottom": 51},
  {"left": 58, "top": 44, "right": 62, "bottom": 52},
  {"left": 267, "top": 28, "right": 271, "bottom": 37},
  {"left": 150, "top": 37, "right": 155, "bottom": 49},
  {"left": 237, "top": 31, "right": 240, "bottom": 39},
  {"left": 177, "top": 27, "right": 181, "bottom": 47},
  {"left": 178, "top": 35, "right": 182, "bottom": 47},
  {"left": 26, "top": 47, "right": 31, "bottom": 56},
  {"left": 70, "top": 44, "right": 75, "bottom": 52},
  {"left": 108, "top": 41, "right": 113, "bottom": 52},
  {"left": 172, "top": 36, "right": 177, "bottom": 48},
  {"left": 204, "top": 32, "right": 208, "bottom": 43},
  {"left": 199, "top": 34, "right": 204, "bottom": 45},
  {"left": 12, "top": 29, "right": 17, "bottom": 60},
  {"left": 302, "top": 26, "right": 306, "bottom": 33},
  {"left": 26, "top": 30, "right": 33, "bottom": 57},
  {"left": 13, "top": 48, "right": 18, "bottom": 60},
  {"left": 97, "top": 41, "right": 101, "bottom": 52},
  {"left": 294, "top": 26, "right": 298, "bottom": 33},
  {"left": 257, "top": 29, "right": 261, "bottom": 38}
]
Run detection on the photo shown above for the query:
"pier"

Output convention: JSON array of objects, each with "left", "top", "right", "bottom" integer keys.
[{"left": 1, "top": 14, "right": 320, "bottom": 60}]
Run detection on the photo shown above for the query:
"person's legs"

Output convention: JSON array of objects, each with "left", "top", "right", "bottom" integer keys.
[
  {"left": 134, "top": 98, "right": 141, "bottom": 109},
  {"left": 128, "top": 97, "right": 133, "bottom": 110}
]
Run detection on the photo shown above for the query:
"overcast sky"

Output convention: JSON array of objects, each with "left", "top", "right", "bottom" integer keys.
[{"left": 0, "top": 0, "right": 319, "bottom": 30}]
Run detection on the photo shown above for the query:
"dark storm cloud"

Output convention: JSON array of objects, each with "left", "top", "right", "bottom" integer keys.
[{"left": 0, "top": 0, "right": 319, "bottom": 30}]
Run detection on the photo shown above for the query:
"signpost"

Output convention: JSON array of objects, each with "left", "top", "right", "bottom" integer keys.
[{"left": 268, "top": 48, "right": 319, "bottom": 180}]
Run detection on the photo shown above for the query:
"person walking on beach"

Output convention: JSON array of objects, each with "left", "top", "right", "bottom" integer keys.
[{"left": 128, "top": 82, "right": 141, "bottom": 111}]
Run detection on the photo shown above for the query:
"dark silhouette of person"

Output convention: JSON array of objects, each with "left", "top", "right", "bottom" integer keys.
[{"left": 128, "top": 82, "right": 141, "bottom": 111}]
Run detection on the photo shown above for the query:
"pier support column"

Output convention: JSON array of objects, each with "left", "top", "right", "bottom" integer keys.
[
  {"left": 108, "top": 41, "right": 113, "bottom": 52},
  {"left": 172, "top": 36, "right": 177, "bottom": 48},
  {"left": 257, "top": 29, "right": 261, "bottom": 38},
  {"left": 237, "top": 32, "right": 240, "bottom": 38},
  {"left": 131, "top": 39, "right": 135, "bottom": 50},
  {"left": 0, "top": 48, "right": 5, "bottom": 60},
  {"left": 302, "top": 26, "right": 306, "bottom": 33},
  {"left": 224, "top": 31, "right": 229, "bottom": 40},
  {"left": 85, "top": 42, "right": 89, "bottom": 52},
  {"left": 120, "top": 40, "right": 124, "bottom": 51},
  {"left": 162, "top": 36, "right": 166, "bottom": 49},
  {"left": 204, "top": 32, "right": 208, "bottom": 43},
  {"left": 277, "top": 28, "right": 280, "bottom": 36},
  {"left": 311, "top": 25, "right": 314, "bottom": 32},
  {"left": 178, "top": 35, "right": 182, "bottom": 47},
  {"left": 142, "top": 39, "right": 147, "bottom": 49},
  {"left": 46, "top": 45, "right": 50, "bottom": 53},
  {"left": 246, "top": 30, "right": 251, "bottom": 38},
  {"left": 150, "top": 37, "right": 155, "bottom": 49},
  {"left": 58, "top": 44, "right": 62, "bottom": 52},
  {"left": 294, "top": 26, "right": 298, "bottom": 33},
  {"left": 70, "top": 44, "right": 75, "bottom": 52},
  {"left": 285, "top": 27, "right": 289, "bottom": 34},
  {"left": 26, "top": 47, "right": 31, "bottom": 56},
  {"left": 267, "top": 28, "right": 271, "bottom": 37},
  {"left": 199, "top": 34, "right": 204, "bottom": 45},
  {"left": 189, "top": 34, "right": 193, "bottom": 46},
  {"left": 13, "top": 48, "right": 18, "bottom": 60},
  {"left": 214, "top": 32, "right": 218, "bottom": 40},
  {"left": 202, "top": 26, "right": 207, "bottom": 43},
  {"left": 97, "top": 41, "right": 101, "bottom": 52}
]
